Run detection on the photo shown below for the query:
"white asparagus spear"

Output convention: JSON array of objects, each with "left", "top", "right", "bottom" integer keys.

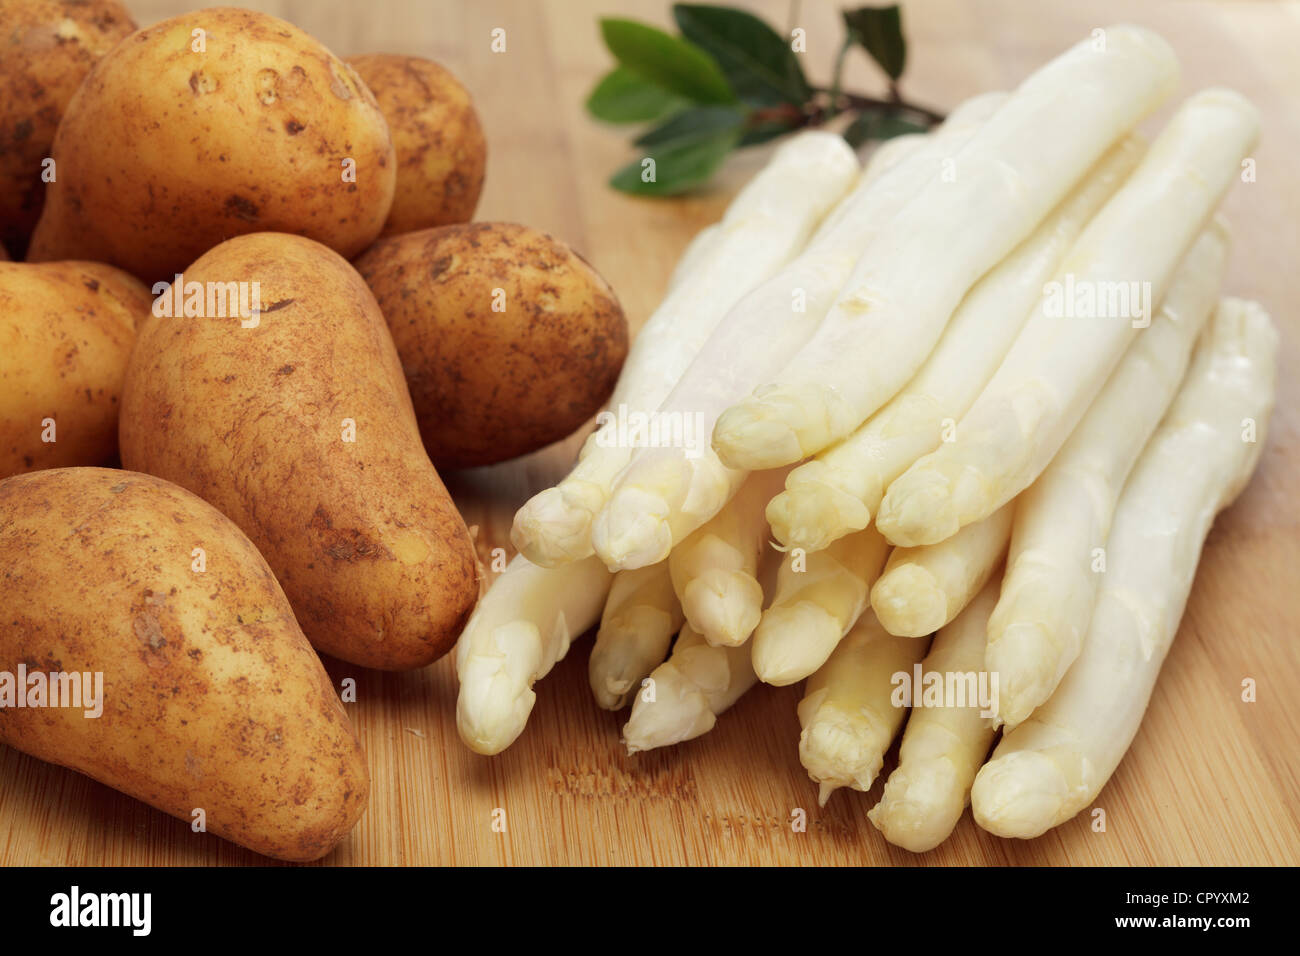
[
  {"left": 766, "top": 135, "right": 1145, "bottom": 552},
  {"left": 588, "top": 562, "right": 684, "bottom": 710},
  {"left": 511, "top": 131, "right": 858, "bottom": 568},
  {"left": 798, "top": 609, "right": 930, "bottom": 806},
  {"left": 668, "top": 468, "right": 788, "bottom": 647},
  {"left": 971, "top": 298, "right": 1278, "bottom": 839},
  {"left": 590, "top": 95, "right": 1007, "bottom": 571},
  {"left": 622, "top": 550, "right": 781, "bottom": 753},
  {"left": 871, "top": 502, "right": 1013, "bottom": 638},
  {"left": 868, "top": 577, "right": 1001, "bottom": 851},
  {"left": 987, "top": 221, "right": 1228, "bottom": 729},
  {"left": 456, "top": 554, "right": 612, "bottom": 754},
  {"left": 751, "top": 526, "right": 890, "bottom": 686},
  {"left": 665, "top": 225, "right": 720, "bottom": 293},
  {"left": 712, "top": 25, "right": 1181, "bottom": 470},
  {"left": 876, "top": 88, "right": 1260, "bottom": 547}
]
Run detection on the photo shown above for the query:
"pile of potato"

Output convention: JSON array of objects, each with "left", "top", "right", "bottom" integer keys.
[{"left": 0, "top": 2, "right": 628, "bottom": 861}]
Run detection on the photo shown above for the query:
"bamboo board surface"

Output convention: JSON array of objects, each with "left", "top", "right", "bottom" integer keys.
[{"left": 2, "top": 0, "right": 1298, "bottom": 866}]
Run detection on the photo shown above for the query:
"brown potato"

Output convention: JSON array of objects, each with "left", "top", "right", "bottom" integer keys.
[
  {"left": 356, "top": 223, "right": 628, "bottom": 467},
  {"left": 0, "top": 259, "right": 150, "bottom": 478},
  {"left": 26, "top": 7, "right": 396, "bottom": 283},
  {"left": 120, "top": 232, "right": 480, "bottom": 670},
  {"left": 0, "top": 0, "right": 136, "bottom": 258},
  {"left": 0, "top": 467, "right": 369, "bottom": 862},
  {"left": 347, "top": 53, "right": 487, "bottom": 235}
]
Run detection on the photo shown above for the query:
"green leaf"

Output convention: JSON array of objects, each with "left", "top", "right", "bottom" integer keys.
[
  {"left": 843, "top": 111, "right": 926, "bottom": 149},
  {"left": 738, "top": 116, "right": 800, "bottom": 147},
  {"left": 842, "top": 5, "right": 907, "bottom": 81},
  {"left": 586, "top": 66, "right": 689, "bottom": 123},
  {"left": 633, "top": 105, "right": 746, "bottom": 147},
  {"left": 672, "top": 4, "right": 811, "bottom": 108},
  {"left": 611, "top": 112, "right": 744, "bottom": 196},
  {"left": 600, "top": 18, "right": 736, "bottom": 104}
]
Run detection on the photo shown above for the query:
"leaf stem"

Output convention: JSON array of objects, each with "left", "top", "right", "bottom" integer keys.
[{"left": 815, "top": 86, "right": 944, "bottom": 125}]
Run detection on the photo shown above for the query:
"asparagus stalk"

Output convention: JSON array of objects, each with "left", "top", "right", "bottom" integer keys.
[
  {"left": 588, "top": 562, "right": 684, "bottom": 710},
  {"left": 868, "top": 577, "right": 1001, "bottom": 851},
  {"left": 876, "top": 88, "right": 1260, "bottom": 547},
  {"left": 456, "top": 554, "right": 612, "bottom": 754},
  {"left": 712, "top": 25, "right": 1181, "bottom": 470},
  {"left": 971, "top": 298, "right": 1277, "bottom": 838},
  {"left": 588, "top": 95, "right": 1007, "bottom": 571},
  {"left": 511, "top": 131, "right": 859, "bottom": 567},
  {"left": 870, "top": 502, "right": 1013, "bottom": 638},
  {"left": 765, "top": 135, "right": 1144, "bottom": 551},
  {"left": 986, "top": 221, "right": 1229, "bottom": 729},
  {"left": 668, "top": 468, "right": 788, "bottom": 647},
  {"left": 798, "top": 609, "right": 930, "bottom": 806},
  {"left": 750, "top": 526, "right": 890, "bottom": 686}
]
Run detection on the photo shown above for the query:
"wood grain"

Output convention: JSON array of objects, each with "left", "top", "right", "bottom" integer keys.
[{"left": 2, "top": 0, "right": 1298, "bottom": 866}]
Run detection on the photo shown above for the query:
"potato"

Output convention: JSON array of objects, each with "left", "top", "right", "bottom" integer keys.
[
  {"left": 0, "top": 0, "right": 136, "bottom": 257},
  {"left": 120, "top": 232, "right": 480, "bottom": 670},
  {"left": 356, "top": 223, "right": 628, "bottom": 467},
  {"left": 0, "top": 260, "right": 151, "bottom": 479},
  {"left": 26, "top": 7, "right": 396, "bottom": 283},
  {"left": 347, "top": 53, "right": 487, "bottom": 235},
  {"left": 0, "top": 467, "right": 369, "bottom": 862}
]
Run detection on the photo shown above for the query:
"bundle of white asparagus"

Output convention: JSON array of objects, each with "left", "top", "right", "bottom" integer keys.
[{"left": 455, "top": 25, "right": 1278, "bottom": 850}]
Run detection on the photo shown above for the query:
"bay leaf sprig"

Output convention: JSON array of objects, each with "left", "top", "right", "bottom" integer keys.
[{"left": 588, "top": 3, "right": 944, "bottom": 196}]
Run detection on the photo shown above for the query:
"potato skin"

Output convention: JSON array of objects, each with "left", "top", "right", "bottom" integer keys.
[
  {"left": 26, "top": 7, "right": 396, "bottom": 283},
  {"left": 0, "top": 0, "right": 136, "bottom": 258},
  {"left": 120, "top": 233, "right": 480, "bottom": 670},
  {"left": 0, "top": 467, "right": 369, "bottom": 862},
  {"left": 347, "top": 53, "right": 487, "bottom": 235},
  {"left": 356, "top": 223, "right": 628, "bottom": 467},
  {"left": 0, "top": 260, "right": 150, "bottom": 478}
]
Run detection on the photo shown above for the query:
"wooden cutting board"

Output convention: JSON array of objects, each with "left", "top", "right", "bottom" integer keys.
[{"left": 3, "top": 0, "right": 1298, "bottom": 866}]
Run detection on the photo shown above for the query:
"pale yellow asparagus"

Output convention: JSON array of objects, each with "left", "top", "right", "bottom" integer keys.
[
  {"left": 668, "top": 468, "right": 788, "bottom": 647},
  {"left": 588, "top": 562, "right": 684, "bottom": 710},
  {"left": 871, "top": 502, "right": 1013, "bottom": 638},
  {"left": 972, "top": 298, "right": 1277, "bottom": 838},
  {"left": 876, "top": 88, "right": 1260, "bottom": 547},
  {"left": 511, "top": 131, "right": 858, "bottom": 567},
  {"left": 987, "top": 221, "right": 1228, "bottom": 729},
  {"left": 456, "top": 554, "right": 611, "bottom": 754},
  {"left": 798, "top": 610, "right": 930, "bottom": 806},
  {"left": 713, "top": 26, "right": 1180, "bottom": 470},
  {"left": 868, "top": 578, "right": 1001, "bottom": 851},
  {"left": 766, "top": 135, "right": 1144, "bottom": 551},
  {"left": 750, "top": 526, "right": 890, "bottom": 686},
  {"left": 589, "top": 96, "right": 1007, "bottom": 572}
]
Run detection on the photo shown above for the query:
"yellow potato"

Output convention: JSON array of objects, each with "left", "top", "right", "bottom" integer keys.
[
  {"left": 0, "top": 260, "right": 150, "bottom": 479},
  {"left": 347, "top": 53, "right": 487, "bottom": 235},
  {"left": 27, "top": 7, "right": 396, "bottom": 283},
  {"left": 120, "top": 232, "right": 480, "bottom": 670},
  {"left": 356, "top": 223, "right": 628, "bottom": 467},
  {"left": 0, "top": 0, "right": 136, "bottom": 257},
  {"left": 0, "top": 467, "right": 369, "bottom": 862}
]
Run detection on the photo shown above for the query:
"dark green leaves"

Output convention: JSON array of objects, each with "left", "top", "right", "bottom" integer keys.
[
  {"left": 673, "top": 4, "right": 811, "bottom": 108},
  {"left": 599, "top": 18, "right": 736, "bottom": 104},
  {"left": 842, "top": 5, "right": 907, "bottom": 81},
  {"left": 614, "top": 106, "right": 745, "bottom": 196},
  {"left": 587, "top": 3, "right": 935, "bottom": 197},
  {"left": 586, "top": 66, "right": 689, "bottom": 124},
  {"left": 843, "top": 112, "right": 926, "bottom": 149}
]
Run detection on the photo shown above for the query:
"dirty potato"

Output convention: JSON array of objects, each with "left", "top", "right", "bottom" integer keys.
[
  {"left": 26, "top": 7, "right": 396, "bottom": 283},
  {"left": 0, "top": 259, "right": 150, "bottom": 478},
  {"left": 0, "top": 0, "right": 136, "bottom": 257},
  {"left": 0, "top": 467, "right": 369, "bottom": 862},
  {"left": 356, "top": 222, "right": 628, "bottom": 467},
  {"left": 347, "top": 53, "right": 487, "bottom": 234},
  {"left": 119, "top": 232, "right": 480, "bottom": 670}
]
